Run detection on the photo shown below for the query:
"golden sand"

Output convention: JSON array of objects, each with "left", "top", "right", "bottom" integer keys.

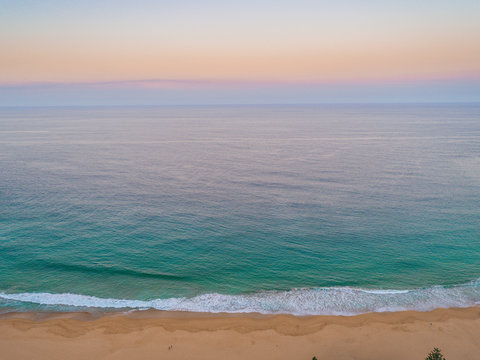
[{"left": 1, "top": 307, "right": 479, "bottom": 360}]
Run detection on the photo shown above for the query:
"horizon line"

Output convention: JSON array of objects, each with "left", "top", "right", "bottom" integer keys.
[
  {"left": 1, "top": 101, "right": 479, "bottom": 109},
  {"left": 2, "top": 74, "right": 480, "bottom": 89}
]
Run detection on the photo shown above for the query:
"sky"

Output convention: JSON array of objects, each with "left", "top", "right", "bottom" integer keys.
[{"left": 1, "top": 0, "right": 479, "bottom": 105}]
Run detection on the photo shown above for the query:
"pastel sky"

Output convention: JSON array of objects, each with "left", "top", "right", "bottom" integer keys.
[{"left": 1, "top": 0, "right": 479, "bottom": 105}]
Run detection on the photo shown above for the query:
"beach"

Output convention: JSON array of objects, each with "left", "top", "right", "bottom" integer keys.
[
  {"left": 2, "top": 0, "right": 480, "bottom": 357},
  {"left": 1, "top": 307, "right": 479, "bottom": 360}
]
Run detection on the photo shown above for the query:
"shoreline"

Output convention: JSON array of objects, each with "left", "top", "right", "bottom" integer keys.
[{"left": 1, "top": 306, "right": 479, "bottom": 359}]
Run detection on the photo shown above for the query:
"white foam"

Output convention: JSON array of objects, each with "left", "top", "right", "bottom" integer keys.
[
  {"left": 1, "top": 279, "right": 479, "bottom": 316},
  {"left": 359, "top": 289, "right": 410, "bottom": 294}
]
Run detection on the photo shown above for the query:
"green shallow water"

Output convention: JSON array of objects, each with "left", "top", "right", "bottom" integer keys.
[{"left": 0, "top": 104, "right": 479, "bottom": 313}]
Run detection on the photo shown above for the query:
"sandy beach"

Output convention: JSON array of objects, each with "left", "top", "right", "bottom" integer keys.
[{"left": 1, "top": 307, "right": 479, "bottom": 360}]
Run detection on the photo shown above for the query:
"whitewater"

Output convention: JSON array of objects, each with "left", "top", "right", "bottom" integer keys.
[{"left": 1, "top": 279, "right": 480, "bottom": 316}]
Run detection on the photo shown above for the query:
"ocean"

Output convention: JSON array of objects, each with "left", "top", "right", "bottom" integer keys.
[{"left": 1, "top": 104, "right": 479, "bottom": 315}]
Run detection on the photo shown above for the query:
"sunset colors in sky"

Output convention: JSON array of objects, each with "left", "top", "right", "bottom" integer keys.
[{"left": 1, "top": 0, "right": 479, "bottom": 105}]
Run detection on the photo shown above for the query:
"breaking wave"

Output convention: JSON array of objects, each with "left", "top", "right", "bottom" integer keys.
[{"left": 1, "top": 279, "right": 479, "bottom": 316}]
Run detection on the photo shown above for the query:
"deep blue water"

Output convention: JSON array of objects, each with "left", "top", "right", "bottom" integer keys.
[{"left": 0, "top": 104, "right": 479, "bottom": 315}]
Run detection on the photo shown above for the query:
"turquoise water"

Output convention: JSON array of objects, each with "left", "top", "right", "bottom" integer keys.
[{"left": 1, "top": 104, "right": 479, "bottom": 315}]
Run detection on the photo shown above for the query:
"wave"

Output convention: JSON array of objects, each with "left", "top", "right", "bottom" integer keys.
[
  {"left": 1, "top": 279, "right": 479, "bottom": 316},
  {"left": 32, "top": 259, "right": 189, "bottom": 281}
]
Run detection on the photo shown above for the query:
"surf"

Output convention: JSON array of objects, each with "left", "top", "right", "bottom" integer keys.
[{"left": 1, "top": 279, "right": 479, "bottom": 316}]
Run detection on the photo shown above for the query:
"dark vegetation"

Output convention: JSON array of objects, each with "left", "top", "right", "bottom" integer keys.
[
  {"left": 425, "top": 348, "right": 447, "bottom": 360},
  {"left": 311, "top": 347, "right": 446, "bottom": 360}
]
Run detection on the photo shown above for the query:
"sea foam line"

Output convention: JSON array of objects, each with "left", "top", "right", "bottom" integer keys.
[{"left": 1, "top": 279, "right": 479, "bottom": 316}]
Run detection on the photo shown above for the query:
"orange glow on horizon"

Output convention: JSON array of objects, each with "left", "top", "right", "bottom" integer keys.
[
  {"left": 1, "top": 1, "right": 479, "bottom": 85},
  {"left": 1, "top": 37, "right": 479, "bottom": 84}
]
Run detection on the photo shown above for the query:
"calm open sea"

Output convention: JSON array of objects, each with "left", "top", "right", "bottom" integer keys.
[{"left": 1, "top": 104, "right": 479, "bottom": 315}]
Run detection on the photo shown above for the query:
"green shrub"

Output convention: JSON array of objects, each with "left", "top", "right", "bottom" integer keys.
[
  {"left": 312, "top": 347, "right": 447, "bottom": 360},
  {"left": 425, "top": 347, "right": 446, "bottom": 360}
]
